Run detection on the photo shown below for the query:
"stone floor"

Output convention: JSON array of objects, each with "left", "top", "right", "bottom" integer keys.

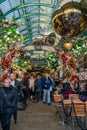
[{"left": 0, "top": 100, "right": 81, "bottom": 130}]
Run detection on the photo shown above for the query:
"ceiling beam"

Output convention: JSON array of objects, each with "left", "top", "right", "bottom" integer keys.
[
  {"left": 20, "top": 25, "right": 40, "bottom": 33},
  {"left": 0, "top": 3, "right": 53, "bottom": 20},
  {"left": 21, "top": 0, "right": 32, "bottom": 43},
  {"left": 23, "top": 30, "right": 39, "bottom": 37},
  {"left": 18, "top": 20, "right": 50, "bottom": 35},
  {"left": 0, "top": 0, "right": 6, "bottom": 4},
  {"left": 37, "top": 0, "right": 40, "bottom": 34},
  {"left": 24, "top": 19, "right": 50, "bottom": 25},
  {"left": 13, "top": 13, "right": 51, "bottom": 21}
]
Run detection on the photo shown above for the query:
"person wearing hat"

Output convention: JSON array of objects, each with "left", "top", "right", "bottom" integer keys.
[{"left": 0, "top": 78, "right": 18, "bottom": 130}]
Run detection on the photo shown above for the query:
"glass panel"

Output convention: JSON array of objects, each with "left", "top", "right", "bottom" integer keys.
[{"left": 0, "top": 0, "right": 56, "bottom": 43}]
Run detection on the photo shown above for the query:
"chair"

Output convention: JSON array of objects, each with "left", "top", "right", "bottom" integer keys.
[
  {"left": 53, "top": 94, "right": 62, "bottom": 118},
  {"left": 53, "top": 94, "right": 62, "bottom": 102},
  {"left": 69, "top": 94, "right": 79, "bottom": 100},
  {"left": 85, "top": 101, "right": 87, "bottom": 111},
  {"left": 72, "top": 101, "right": 86, "bottom": 130},
  {"left": 85, "top": 101, "right": 87, "bottom": 118}
]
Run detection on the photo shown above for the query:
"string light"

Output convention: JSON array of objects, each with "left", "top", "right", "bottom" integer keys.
[{"left": 64, "top": 42, "right": 73, "bottom": 50}]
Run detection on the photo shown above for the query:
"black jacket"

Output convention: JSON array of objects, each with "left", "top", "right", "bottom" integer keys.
[
  {"left": 13, "top": 79, "right": 21, "bottom": 94},
  {"left": 2, "top": 86, "right": 18, "bottom": 113}
]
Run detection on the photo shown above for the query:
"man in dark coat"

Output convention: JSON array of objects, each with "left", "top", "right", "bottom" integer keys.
[{"left": 20, "top": 74, "right": 29, "bottom": 107}]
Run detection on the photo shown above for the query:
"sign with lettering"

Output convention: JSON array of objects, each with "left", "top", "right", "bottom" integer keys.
[
  {"left": 22, "top": 45, "right": 56, "bottom": 52},
  {"left": 30, "top": 58, "right": 46, "bottom": 64}
]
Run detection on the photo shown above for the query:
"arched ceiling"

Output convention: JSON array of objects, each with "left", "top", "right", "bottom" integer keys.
[{"left": 0, "top": 0, "right": 60, "bottom": 45}]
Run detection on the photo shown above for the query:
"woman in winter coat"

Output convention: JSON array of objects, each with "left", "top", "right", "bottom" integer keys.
[
  {"left": 0, "top": 78, "right": 18, "bottom": 130},
  {"left": 28, "top": 75, "right": 35, "bottom": 100}
]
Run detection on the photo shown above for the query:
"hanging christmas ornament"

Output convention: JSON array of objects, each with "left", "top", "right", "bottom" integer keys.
[
  {"left": 52, "top": 1, "right": 87, "bottom": 38},
  {"left": 61, "top": 54, "right": 68, "bottom": 62},
  {"left": 11, "top": 51, "right": 16, "bottom": 58},
  {"left": 71, "top": 74, "right": 77, "bottom": 80},
  {"left": 2, "top": 74, "right": 8, "bottom": 81}
]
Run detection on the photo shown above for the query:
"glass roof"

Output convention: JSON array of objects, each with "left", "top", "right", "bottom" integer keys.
[{"left": 0, "top": 0, "right": 82, "bottom": 45}]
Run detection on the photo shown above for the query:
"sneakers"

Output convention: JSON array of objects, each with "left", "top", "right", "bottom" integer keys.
[
  {"left": 48, "top": 103, "right": 51, "bottom": 105},
  {"left": 43, "top": 102, "right": 51, "bottom": 105},
  {"left": 43, "top": 102, "right": 46, "bottom": 104}
]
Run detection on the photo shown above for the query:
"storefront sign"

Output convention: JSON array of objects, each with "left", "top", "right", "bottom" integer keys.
[
  {"left": 22, "top": 45, "right": 56, "bottom": 52},
  {"left": 30, "top": 58, "right": 46, "bottom": 64}
]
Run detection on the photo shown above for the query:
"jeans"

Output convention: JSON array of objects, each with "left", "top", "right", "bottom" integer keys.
[{"left": 43, "top": 89, "right": 51, "bottom": 104}]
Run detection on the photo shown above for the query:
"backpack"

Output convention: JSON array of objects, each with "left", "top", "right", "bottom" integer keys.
[{"left": 0, "top": 87, "right": 6, "bottom": 114}]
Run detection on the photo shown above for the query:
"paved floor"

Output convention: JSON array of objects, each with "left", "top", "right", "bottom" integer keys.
[{"left": 0, "top": 100, "right": 81, "bottom": 130}]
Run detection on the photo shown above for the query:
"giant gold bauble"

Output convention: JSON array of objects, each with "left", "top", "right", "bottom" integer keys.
[{"left": 52, "top": 1, "right": 87, "bottom": 38}]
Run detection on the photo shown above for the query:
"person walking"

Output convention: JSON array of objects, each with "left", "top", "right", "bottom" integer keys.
[
  {"left": 20, "top": 74, "right": 29, "bottom": 107},
  {"left": 34, "top": 75, "right": 42, "bottom": 102},
  {"left": 42, "top": 72, "right": 52, "bottom": 105},
  {"left": 28, "top": 75, "right": 35, "bottom": 100},
  {"left": 10, "top": 73, "right": 21, "bottom": 124},
  {"left": 0, "top": 78, "right": 17, "bottom": 130}
]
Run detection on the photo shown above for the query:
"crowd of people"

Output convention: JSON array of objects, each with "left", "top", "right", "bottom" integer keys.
[
  {"left": 0, "top": 72, "right": 55, "bottom": 130},
  {"left": 0, "top": 71, "right": 87, "bottom": 130}
]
